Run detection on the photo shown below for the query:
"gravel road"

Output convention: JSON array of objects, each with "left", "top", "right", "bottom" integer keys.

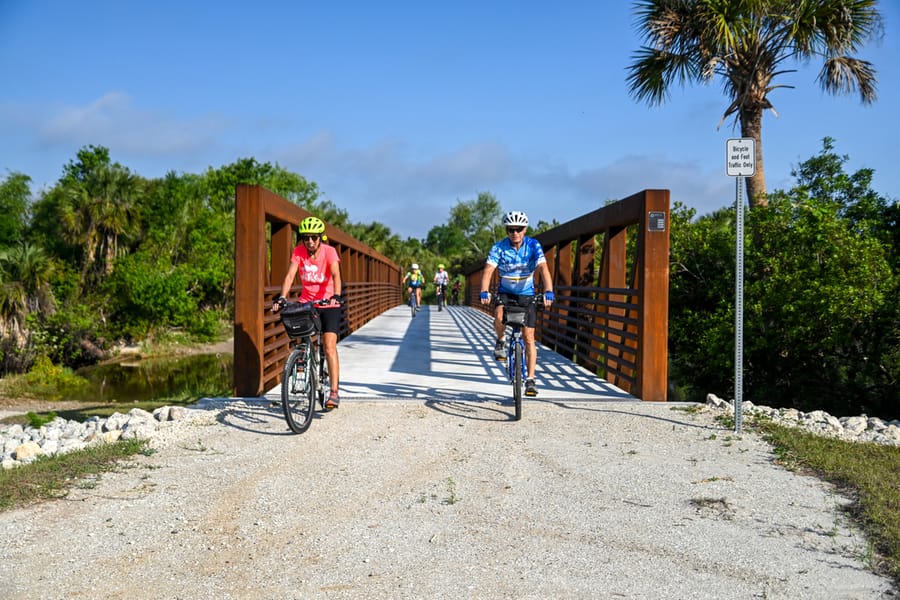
[{"left": 0, "top": 398, "right": 894, "bottom": 599}]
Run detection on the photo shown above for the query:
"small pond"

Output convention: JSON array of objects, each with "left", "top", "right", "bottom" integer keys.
[{"left": 72, "top": 353, "right": 233, "bottom": 404}]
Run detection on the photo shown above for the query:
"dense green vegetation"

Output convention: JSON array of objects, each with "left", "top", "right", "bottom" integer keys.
[
  {"left": 1, "top": 138, "right": 897, "bottom": 419},
  {"left": 668, "top": 138, "right": 898, "bottom": 419}
]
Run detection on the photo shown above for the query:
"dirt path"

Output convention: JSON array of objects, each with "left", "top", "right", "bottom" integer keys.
[{"left": 0, "top": 398, "right": 893, "bottom": 599}]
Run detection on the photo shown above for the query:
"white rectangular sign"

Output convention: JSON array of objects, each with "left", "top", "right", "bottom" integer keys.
[{"left": 726, "top": 138, "right": 756, "bottom": 177}]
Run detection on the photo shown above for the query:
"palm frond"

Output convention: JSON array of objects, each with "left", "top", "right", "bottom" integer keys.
[{"left": 819, "top": 56, "right": 877, "bottom": 103}]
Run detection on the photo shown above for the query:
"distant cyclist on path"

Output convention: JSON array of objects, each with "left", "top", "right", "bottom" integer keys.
[
  {"left": 402, "top": 263, "right": 426, "bottom": 311},
  {"left": 480, "top": 211, "right": 554, "bottom": 397},
  {"left": 272, "top": 216, "right": 344, "bottom": 410},
  {"left": 433, "top": 264, "right": 449, "bottom": 310}
]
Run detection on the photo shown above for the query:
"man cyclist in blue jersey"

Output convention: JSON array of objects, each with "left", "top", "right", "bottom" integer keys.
[{"left": 480, "top": 211, "right": 554, "bottom": 397}]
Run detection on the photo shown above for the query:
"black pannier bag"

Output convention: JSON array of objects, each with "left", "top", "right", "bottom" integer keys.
[
  {"left": 504, "top": 307, "right": 527, "bottom": 326},
  {"left": 280, "top": 302, "right": 320, "bottom": 338}
]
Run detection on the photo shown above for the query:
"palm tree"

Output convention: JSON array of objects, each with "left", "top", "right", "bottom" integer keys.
[
  {"left": 61, "top": 162, "right": 138, "bottom": 286},
  {"left": 0, "top": 242, "right": 55, "bottom": 345},
  {"left": 627, "top": 0, "right": 881, "bottom": 208}
]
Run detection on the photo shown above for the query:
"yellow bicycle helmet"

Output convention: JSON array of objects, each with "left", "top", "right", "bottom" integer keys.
[{"left": 298, "top": 216, "right": 326, "bottom": 235}]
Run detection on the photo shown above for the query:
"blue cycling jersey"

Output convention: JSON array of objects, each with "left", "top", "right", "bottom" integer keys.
[{"left": 486, "top": 236, "right": 547, "bottom": 295}]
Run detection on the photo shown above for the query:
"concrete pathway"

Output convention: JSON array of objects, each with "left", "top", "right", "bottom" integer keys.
[{"left": 267, "top": 304, "right": 635, "bottom": 406}]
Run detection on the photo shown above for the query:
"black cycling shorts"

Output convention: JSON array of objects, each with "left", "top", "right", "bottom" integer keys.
[{"left": 317, "top": 305, "right": 343, "bottom": 334}]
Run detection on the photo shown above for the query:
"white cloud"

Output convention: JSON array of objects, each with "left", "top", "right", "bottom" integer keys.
[
  {"left": 1, "top": 93, "right": 741, "bottom": 238},
  {"left": 35, "top": 92, "right": 229, "bottom": 156},
  {"left": 274, "top": 136, "right": 737, "bottom": 238}
]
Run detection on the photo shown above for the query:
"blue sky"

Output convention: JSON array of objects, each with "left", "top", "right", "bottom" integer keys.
[{"left": 2, "top": 1, "right": 898, "bottom": 240}]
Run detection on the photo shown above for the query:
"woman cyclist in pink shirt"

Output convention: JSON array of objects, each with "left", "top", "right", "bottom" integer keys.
[{"left": 272, "top": 216, "right": 344, "bottom": 409}]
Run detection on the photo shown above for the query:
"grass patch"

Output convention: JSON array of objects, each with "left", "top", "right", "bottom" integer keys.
[
  {"left": 0, "top": 438, "right": 152, "bottom": 511},
  {"left": 26, "top": 411, "right": 58, "bottom": 428},
  {"left": 757, "top": 420, "right": 900, "bottom": 584}
]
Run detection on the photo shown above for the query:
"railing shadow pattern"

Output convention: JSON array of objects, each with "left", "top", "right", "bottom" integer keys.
[{"left": 329, "top": 305, "right": 633, "bottom": 403}]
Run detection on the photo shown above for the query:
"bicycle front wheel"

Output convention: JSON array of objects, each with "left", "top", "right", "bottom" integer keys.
[
  {"left": 282, "top": 344, "right": 315, "bottom": 434},
  {"left": 513, "top": 343, "right": 523, "bottom": 421},
  {"left": 317, "top": 345, "right": 330, "bottom": 409},
  {"left": 410, "top": 295, "right": 417, "bottom": 317}
]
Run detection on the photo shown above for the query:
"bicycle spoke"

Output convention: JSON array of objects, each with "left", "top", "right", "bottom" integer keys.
[{"left": 282, "top": 343, "right": 315, "bottom": 433}]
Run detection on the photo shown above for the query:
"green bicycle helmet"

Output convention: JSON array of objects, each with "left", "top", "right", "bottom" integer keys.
[{"left": 298, "top": 216, "right": 326, "bottom": 235}]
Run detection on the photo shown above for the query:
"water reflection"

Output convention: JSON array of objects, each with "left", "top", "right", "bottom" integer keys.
[{"left": 73, "top": 353, "right": 233, "bottom": 403}]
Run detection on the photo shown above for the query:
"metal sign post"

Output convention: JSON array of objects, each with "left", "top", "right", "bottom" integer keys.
[{"left": 726, "top": 138, "right": 755, "bottom": 434}]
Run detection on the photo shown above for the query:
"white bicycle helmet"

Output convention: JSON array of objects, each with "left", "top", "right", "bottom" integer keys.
[
  {"left": 411, "top": 263, "right": 419, "bottom": 270},
  {"left": 502, "top": 211, "right": 529, "bottom": 227}
]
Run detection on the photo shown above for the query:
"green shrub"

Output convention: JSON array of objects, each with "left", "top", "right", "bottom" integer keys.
[
  {"left": 2, "top": 356, "right": 90, "bottom": 401},
  {"left": 668, "top": 139, "right": 899, "bottom": 419}
]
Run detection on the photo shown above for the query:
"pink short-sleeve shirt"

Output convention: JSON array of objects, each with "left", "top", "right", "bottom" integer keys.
[{"left": 290, "top": 243, "right": 340, "bottom": 303}]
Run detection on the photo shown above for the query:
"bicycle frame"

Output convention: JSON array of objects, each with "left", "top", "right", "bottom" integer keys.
[
  {"left": 279, "top": 299, "right": 337, "bottom": 433},
  {"left": 497, "top": 296, "right": 538, "bottom": 421},
  {"left": 408, "top": 286, "right": 419, "bottom": 317},
  {"left": 436, "top": 284, "right": 446, "bottom": 311},
  {"left": 504, "top": 316, "right": 528, "bottom": 382}
]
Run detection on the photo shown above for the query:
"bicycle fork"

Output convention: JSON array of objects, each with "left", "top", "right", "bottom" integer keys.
[{"left": 506, "top": 332, "right": 527, "bottom": 382}]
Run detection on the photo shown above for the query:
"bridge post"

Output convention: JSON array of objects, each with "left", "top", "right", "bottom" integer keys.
[
  {"left": 234, "top": 185, "right": 267, "bottom": 396},
  {"left": 637, "top": 189, "right": 670, "bottom": 401}
]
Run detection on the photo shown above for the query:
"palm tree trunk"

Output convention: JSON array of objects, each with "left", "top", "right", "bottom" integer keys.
[{"left": 740, "top": 107, "right": 767, "bottom": 208}]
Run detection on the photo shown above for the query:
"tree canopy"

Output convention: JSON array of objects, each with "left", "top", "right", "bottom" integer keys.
[{"left": 627, "top": 0, "right": 882, "bottom": 207}]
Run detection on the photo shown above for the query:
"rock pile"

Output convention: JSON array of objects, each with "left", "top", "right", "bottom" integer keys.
[
  {"left": 706, "top": 394, "right": 900, "bottom": 446},
  {"left": 1, "top": 405, "right": 220, "bottom": 470},
  {"left": 4, "top": 395, "right": 898, "bottom": 470}
]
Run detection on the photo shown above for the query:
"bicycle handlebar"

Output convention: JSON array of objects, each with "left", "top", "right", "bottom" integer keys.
[
  {"left": 273, "top": 295, "right": 345, "bottom": 312},
  {"left": 493, "top": 294, "right": 546, "bottom": 310}
]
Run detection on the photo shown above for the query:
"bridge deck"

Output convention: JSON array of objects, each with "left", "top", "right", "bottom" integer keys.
[{"left": 266, "top": 305, "right": 636, "bottom": 405}]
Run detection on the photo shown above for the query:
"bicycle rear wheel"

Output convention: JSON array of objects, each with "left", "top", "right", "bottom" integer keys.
[
  {"left": 513, "top": 343, "right": 523, "bottom": 421},
  {"left": 282, "top": 344, "right": 315, "bottom": 433}
]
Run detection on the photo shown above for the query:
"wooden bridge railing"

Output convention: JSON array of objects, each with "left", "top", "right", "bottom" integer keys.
[
  {"left": 234, "top": 185, "right": 402, "bottom": 397},
  {"left": 464, "top": 189, "right": 670, "bottom": 401}
]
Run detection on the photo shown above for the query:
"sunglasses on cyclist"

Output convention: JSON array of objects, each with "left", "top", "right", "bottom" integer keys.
[
  {"left": 506, "top": 227, "right": 525, "bottom": 234},
  {"left": 300, "top": 234, "right": 320, "bottom": 242}
]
